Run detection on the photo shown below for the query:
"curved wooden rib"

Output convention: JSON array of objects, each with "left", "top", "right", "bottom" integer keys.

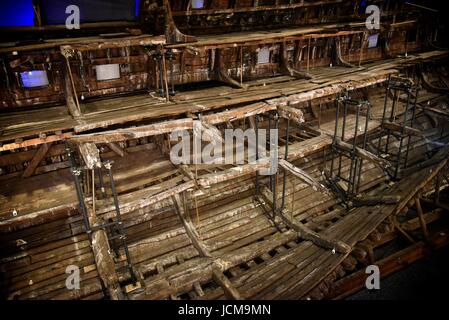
[
  {"left": 335, "top": 38, "right": 356, "bottom": 68},
  {"left": 163, "top": 0, "right": 197, "bottom": 44},
  {"left": 418, "top": 64, "right": 449, "bottom": 93},
  {"left": 382, "top": 36, "right": 395, "bottom": 59},
  {"left": 214, "top": 48, "right": 248, "bottom": 89},
  {"left": 280, "top": 42, "right": 313, "bottom": 80}
]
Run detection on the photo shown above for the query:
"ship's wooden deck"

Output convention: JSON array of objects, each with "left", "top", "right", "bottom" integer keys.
[
  {"left": 1, "top": 90, "right": 448, "bottom": 299},
  {"left": 1, "top": 50, "right": 446, "bottom": 151},
  {"left": 0, "top": 47, "right": 448, "bottom": 300}
]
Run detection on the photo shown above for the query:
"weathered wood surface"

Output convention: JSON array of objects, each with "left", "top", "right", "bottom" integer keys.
[
  {"left": 1, "top": 113, "right": 447, "bottom": 300},
  {"left": 327, "top": 230, "right": 449, "bottom": 299},
  {"left": 172, "top": 194, "right": 242, "bottom": 300},
  {"left": 258, "top": 185, "right": 349, "bottom": 254},
  {"left": 334, "top": 138, "right": 391, "bottom": 170},
  {"left": 278, "top": 159, "right": 328, "bottom": 193},
  {"left": 72, "top": 119, "right": 194, "bottom": 143},
  {"left": 0, "top": 42, "right": 447, "bottom": 301},
  {"left": 0, "top": 33, "right": 165, "bottom": 53},
  {"left": 200, "top": 157, "right": 448, "bottom": 299},
  {"left": 1, "top": 50, "right": 446, "bottom": 149},
  {"left": 22, "top": 143, "right": 53, "bottom": 178},
  {"left": 78, "top": 143, "right": 101, "bottom": 169}
]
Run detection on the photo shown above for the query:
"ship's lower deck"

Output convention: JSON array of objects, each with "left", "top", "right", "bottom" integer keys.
[{"left": 1, "top": 50, "right": 449, "bottom": 300}]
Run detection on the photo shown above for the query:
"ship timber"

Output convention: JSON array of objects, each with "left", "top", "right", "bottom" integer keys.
[{"left": 0, "top": 0, "right": 448, "bottom": 300}]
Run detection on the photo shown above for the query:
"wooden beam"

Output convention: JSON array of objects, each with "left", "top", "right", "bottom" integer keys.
[
  {"left": 86, "top": 206, "right": 124, "bottom": 300},
  {"left": 132, "top": 230, "right": 298, "bottom": 300},
  {"left": 280, "top": 42, "right": 312, "bottom": 80},
  {"left": 353, "top": 195, "right": 400, "bottom": 206},
  {"left": 327, "top": 230, "right": 449, "bottom": 299},
  {"left": 106, "top": 143, "right": 128, "bottom": 158},
  {"left": 334, "top": 138, "right": 392, "bottom": 170},
  {"left": 278, "top": 210, "right": 351, "bottom": 254},
  {"left": 399, "top": 145, "right": 449, "bottom": 178},
  {"left": 0, "top": 133, "right": 73, "bottom": 152},
  {"left": 22, "top": 142, "right": 53, "bottom": 178},
  {"left": 259, "top": 186, "right": 350, "bottom": 254},
  {"left": 78, "top": 143, "right": 101, "bottom": 169},
  {"left": 277, "top": 105, "right": 305, "bottom": 124},
  {"left": 382, "top": 121, "right": 425, "bottom": 137},
  {"left": 197, "top": 122, "right": 224, "bottom": 143},
  {"left": 335, "top": 37, "right": 356, "bottom": 68},
  {"left": 393, "top": 219, "right": 416, "bottom": 244},
  {"left": 97, "top": 180, "right": 196, "bottom": 217},
  {"left": 201, "top": 102, "right": 274, "bottom": 125},
  {"left": 0, "top": 202, "right": 79, "bottom": 233},
  {"left": 172, "top": 194, "right": 212, "bottom": 258},
  {"left": 278, "top": 158, "right": 328, "bottom": 193},
  {"left": 268, "top": 71, "right": 392, "bottom": 107},
  {"left": 172, "top": 194, "right": 242, "bottom": 300},
  {"left": 214, "top": 48, "right": 248, "bottom": 89},
  {"left": 163, "top": 0, "right": 197, "bottom": 44},
  {"left": 197, "top": 158, "right": 271, "bottom": 188},
  {"left": 61, "top": 48, "right": 82, "bottom": 115},
  {"left": 72, "top": 119, "right": 194, "bottom": 143},
  {"left": 415, "top": 196, "right": 430, "bottom": 240},
  {"left": 211, "top": 268, "right": 242, "bottom": 300},
  {"left": 63, "top": 62, "right": 81, "bottom": 118}
]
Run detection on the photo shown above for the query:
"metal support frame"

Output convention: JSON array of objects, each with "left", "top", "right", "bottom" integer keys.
[
  {"left": 254, "top": 110, "right": 291, "bottom": 219},
  {"left": 376, "top": 75, "right": 420, "bottom": 180},
  {"left": 103, "top": 160, "right": 137, "bottom": 283},
  {"left": 328, "top": 94, "right": 372, "bottom": 201},
  {"left": 67, "top": 146, "right": 137, "bottom": 289},
  {"left": 152, "top": 51, "right": 165, "bottom": 97}
]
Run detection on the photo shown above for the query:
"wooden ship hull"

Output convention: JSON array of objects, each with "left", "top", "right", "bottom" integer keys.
[{"left": 0, "top": 0, "right": 448, "bottom": 300}]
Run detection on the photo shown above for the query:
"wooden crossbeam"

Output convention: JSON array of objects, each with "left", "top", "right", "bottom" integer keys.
[
  {"left": 0, "top": 133, "right": 72, "bottom": 152},
  {"left": 382, "top": 121, "right": 425, "bottom": 136},
  {"left": 22, "top": 142, "right": 52, "bottom": 178},
  {"left": 107, "top": 143, "right": 128, "bottom": 158},
  {"left": 334, "top": 138, "right": 392, "bottom": 170},
  {"left": 353, "top": 195, "right": 400, "bottom": 206},
  {"left": 172, "top": 194, "right": 212, "bottom": 258},
  {"left": 399, "top": 144, "right": 449, "bottom": 178},
  {"left": 172, "top": 194, "right": 242, "bottom": 300},
  {"left": 72, "top": 119, "right": 194, "bottom": 143},
  {"left": 259, "top": 186, "right": 350, "bottom": 254},
  {"left": 197, "top": 158, "right": 271, "bottom": 188},
  {"left": 278, "top": 158, "right": 328, "bottom": 193},
  {"left": 415, "top": 196, "right": 430, "bottom": 240},
  {"left": 277, "top": 105, "right": 305, "bottom": 124},
  {"left": 97, "top": 180, "right": 196, "bottom": 217},
  {"left": 201, "top": 102, "right": 274, "bottom": 125}
]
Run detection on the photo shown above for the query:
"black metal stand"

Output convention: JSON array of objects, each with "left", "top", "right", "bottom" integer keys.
[
  {"left": 255, "top": 110, "right": 291, "bottom": 220},
  {"left": 67, "top": 147, "right": 137, "bottom": 289},
  {"left": 376, "top": 75, "right": 419, "bottom": 179},
  {"left": 152, "top": 51, "right": 165, "bottom": 97},
  {"left": 328, "top": 94, "right": 372, "bottom": 201}
]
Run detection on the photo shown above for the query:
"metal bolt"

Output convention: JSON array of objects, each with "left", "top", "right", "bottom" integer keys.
[{"left": 104, "top": 161, "right": 112, "bottom": 170}]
